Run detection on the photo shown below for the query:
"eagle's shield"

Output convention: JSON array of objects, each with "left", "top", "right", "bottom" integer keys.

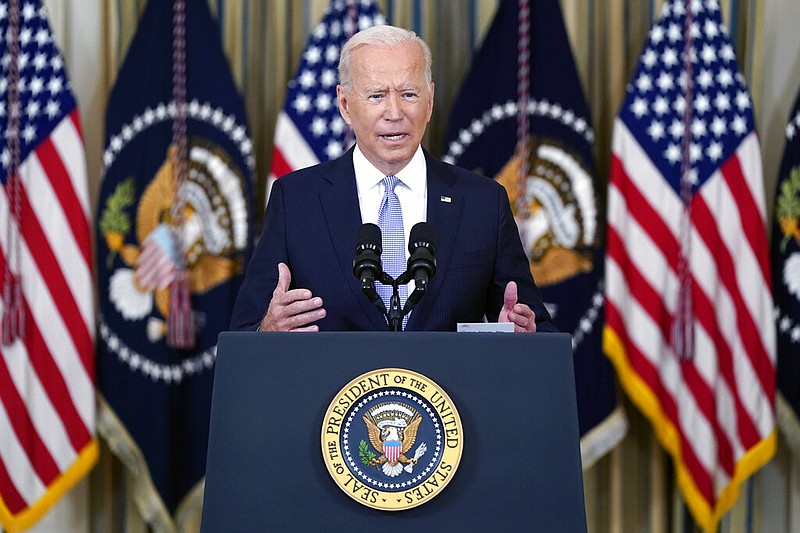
[{"left": 384, "top": 440, "right": 401, "bottom": 464}]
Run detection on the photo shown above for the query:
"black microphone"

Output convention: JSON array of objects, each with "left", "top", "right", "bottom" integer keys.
[
  {"left": 403, "top": 222, "right": 436, "bottom": 313},
  {"left": 353, "top": 223, "right": 386, "bottom": 314}
]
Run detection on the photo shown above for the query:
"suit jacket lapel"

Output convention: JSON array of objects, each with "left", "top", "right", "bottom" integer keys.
[
  {"left": 406, "top": 151, "right": 463, "bottom": 331},
  {"left": 319, "top": 149, "right": 388, "bottom": 330}
]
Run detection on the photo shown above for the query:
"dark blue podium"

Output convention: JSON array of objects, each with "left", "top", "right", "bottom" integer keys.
[{"left": 201, "top": 332, "right": 586, "bottom": 532}]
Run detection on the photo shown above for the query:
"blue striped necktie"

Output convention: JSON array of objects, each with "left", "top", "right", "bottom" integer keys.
[{"left": 377, "top": 175, "right": 407, "bottom": 328}]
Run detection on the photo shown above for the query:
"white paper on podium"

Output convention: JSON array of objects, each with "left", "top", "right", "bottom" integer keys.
[{"left": 456, "top": 322, "right": 514, "bottom": 333}]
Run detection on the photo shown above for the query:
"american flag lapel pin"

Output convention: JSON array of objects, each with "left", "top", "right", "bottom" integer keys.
[{"left": 440, "top": 195, "right": 451, "bottom": 203}]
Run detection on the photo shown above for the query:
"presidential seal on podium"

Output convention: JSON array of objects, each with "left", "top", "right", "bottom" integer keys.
[{"left": 321, "top": 368, "right": 463, "bottom": 510}]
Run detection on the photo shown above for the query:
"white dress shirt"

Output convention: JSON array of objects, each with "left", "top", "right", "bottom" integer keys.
[
  {"left": 353, "top": 144, "right": 428, "bottom": 293},
  {"left": 353, "top": 144, "right": 428, "bottom": 256}
]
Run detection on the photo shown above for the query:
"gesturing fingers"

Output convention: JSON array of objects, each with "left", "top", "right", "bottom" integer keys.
[
  {"left": 259, "top": 263, "right": 326, "bottom": 331},
  {"left": 507, "top": 303, "right": 537, "bottom": 333},
  {"left": 272, "top": 262, "right": 292, "bottom": 298},
  {"left": 503, "top": 280, "right": 518, "bottom": 311},
  {"left": 497, "top": 281, "right": 538, "bottom": 332},
  {"left": 276, "top": 292, "right": 326, "bottom": 331}
]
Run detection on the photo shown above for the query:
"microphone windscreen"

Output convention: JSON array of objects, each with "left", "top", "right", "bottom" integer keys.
[
  {"left": 357, "top": 223, "right": 382, "bottom": 250},
  {"left": 409, "top": 222, "right": 436, "bottom": 253}
]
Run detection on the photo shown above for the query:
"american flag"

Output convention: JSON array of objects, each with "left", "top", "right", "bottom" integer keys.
[
  {"left": 604, "top": 1, "right": 775, "bottom": 531},
  {"left": 0, "top": 1, "right": 96, "bottom": 531},
  {"left": 268, "top": 0, "right": 384, "bottom": 190}
]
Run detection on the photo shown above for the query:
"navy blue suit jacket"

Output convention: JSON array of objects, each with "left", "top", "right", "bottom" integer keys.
[{"left": 230, "top": 148, "right": 556, "bottom": 332}]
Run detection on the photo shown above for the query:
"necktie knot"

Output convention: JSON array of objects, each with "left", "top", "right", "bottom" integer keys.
[{"left": 383, "top": 175, "right": 400, "bottom": 194}]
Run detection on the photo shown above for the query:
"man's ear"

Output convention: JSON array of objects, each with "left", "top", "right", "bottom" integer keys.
[
  {"left": 427, "top": 82, "right": 435, "bottom": 121},
  {"left": 337, "top": 85, "right": 352, "bottom": 125}
]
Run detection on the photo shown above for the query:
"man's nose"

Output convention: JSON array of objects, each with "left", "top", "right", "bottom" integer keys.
[{"left": 383, "top": 93, "right": 402, "bottom": 120}]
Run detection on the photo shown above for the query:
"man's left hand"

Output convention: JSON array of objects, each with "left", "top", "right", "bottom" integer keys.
[{"left": 498, "top": 281, "right": 537, "bottom": 333}]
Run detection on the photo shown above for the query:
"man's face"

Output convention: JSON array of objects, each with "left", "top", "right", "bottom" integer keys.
[{"left": 337, "top": 41, "right": 434, "bottom": 176}]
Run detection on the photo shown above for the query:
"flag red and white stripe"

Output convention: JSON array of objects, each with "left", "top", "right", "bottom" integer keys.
[
  {"left": 0, "top": 110, "right": 97, "bottom": 532},
  {"left": 266, "top": 1, "right": 384, "bottom": 200},
  {"left": 267, "top": 113, "right": 320, "bottom": 190},
  {"left": 0, "top": 2, "right": 97, "bottom": 530},
  {"left": 603, "top": 2, "right": 775, "bottom": 532}
]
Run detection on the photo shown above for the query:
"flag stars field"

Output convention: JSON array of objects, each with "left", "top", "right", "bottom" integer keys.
[
  {"left": 268, "top": 0, "right": 384, "bottom": 184},
  {"left": 621, "top": 0, "right": 753, "bottom": 190}
]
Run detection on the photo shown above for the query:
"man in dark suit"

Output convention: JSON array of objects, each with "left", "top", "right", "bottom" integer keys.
[{"left": 230, "top": 25, "right": 555, "bottom": 333}]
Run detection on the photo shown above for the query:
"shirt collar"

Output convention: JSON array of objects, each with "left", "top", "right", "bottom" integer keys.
[{"left": 353, "top": 144, "right": 426, "bottom": 194}]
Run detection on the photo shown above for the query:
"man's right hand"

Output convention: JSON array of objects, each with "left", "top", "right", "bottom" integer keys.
[{"left": 258, "top": 263, "right": 326, "bottom": 332}]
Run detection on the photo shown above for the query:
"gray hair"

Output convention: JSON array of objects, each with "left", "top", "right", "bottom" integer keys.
[{"left": 338, "top": 25, "right": 433, "bottom": 91}]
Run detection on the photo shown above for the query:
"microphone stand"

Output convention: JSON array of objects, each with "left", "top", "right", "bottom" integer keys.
[
  {"left": 374, "top": 271, "right": 402, "bottom": 331},
  {"left": 387, "top": 285, "right": 402, "bottom": 332},
  {"left": 375, "top": 271, "right": 426, "bottom": 332}
]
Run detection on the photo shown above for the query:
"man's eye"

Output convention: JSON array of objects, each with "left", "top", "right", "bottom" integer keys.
[{"left": 368, "top": 94, "right": 383, "bottom": 101}]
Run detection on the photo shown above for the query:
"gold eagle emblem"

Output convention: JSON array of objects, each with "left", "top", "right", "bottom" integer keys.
[
  {"left": 362, "top": 402, "right": 427, "bottom": 477},
  {"left": 495, "top": 139, "right": 596, "bottom": 287}
]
